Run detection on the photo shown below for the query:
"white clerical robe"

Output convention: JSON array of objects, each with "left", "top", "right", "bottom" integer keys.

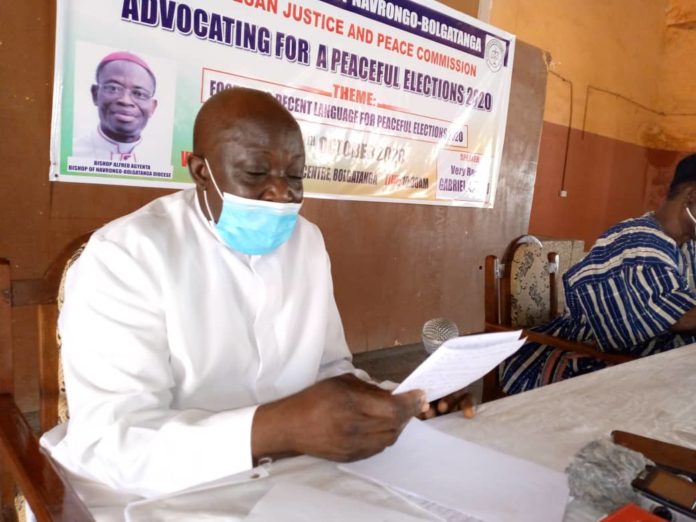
[
  {"left": 72, "top": 126, "right": 143, "bottom": 162},
  {"left": 40, "top": 189, "right": 356, "bottom": 518}
]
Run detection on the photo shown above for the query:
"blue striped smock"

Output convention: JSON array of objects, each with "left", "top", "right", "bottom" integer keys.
[{"left": 500, "top": 214, "right": 696, "bottom": 394}]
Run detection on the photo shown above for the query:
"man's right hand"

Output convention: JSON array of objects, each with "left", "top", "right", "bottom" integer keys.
[{"left": 252, "top": 374, "right": 427, "bottom": 463}]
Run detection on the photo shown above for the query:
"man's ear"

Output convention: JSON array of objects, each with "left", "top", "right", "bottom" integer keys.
[
  {"left": 684, "top": 182, "right": 696, "bottom": 205},
  {"left": 188, "top": 154, "right": 209, "bottom": 190},
  {"left": 91, "top": 84, "right": 99, "bottom": 105}
]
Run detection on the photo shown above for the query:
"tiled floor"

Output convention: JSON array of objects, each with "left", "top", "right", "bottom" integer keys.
[
  {"left": 25, "top": 410, "right": 40, "bottom": 434},
  {"left": 352, "top": 343, "right": 429, "bottom": 384}
]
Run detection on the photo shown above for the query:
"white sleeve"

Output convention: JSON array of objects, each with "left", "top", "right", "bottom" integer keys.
[{"left": 55, "top": 236, "right": 257, "bottom": 497}]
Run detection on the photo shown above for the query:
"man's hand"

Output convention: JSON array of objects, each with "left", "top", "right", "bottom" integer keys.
[
  {"left": 421, "top": 388, "right": 476, "bottom": 420},
  {"left": 670, "top": 305, "right": 696, "bottom": 332},
  {"left": 252, "top": 374, "right": 427, "bottom": 462}
]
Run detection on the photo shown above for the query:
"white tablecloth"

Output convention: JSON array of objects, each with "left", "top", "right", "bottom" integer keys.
[{"left": 126, "top": 344, "right": 696, "bottom": 521}]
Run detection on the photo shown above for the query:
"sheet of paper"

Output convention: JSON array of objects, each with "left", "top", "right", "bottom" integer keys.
[
  {"left": 339, "top": 419, "right": 569, "bottom": 522},
  {"left": 244, "top": 482, "right": 430, "bottom": 522},
  {"left": 394, "top": 330, "right": 524, "bottom": 402},
  {"left": 393, "top": 489, "right": 482, "bottom": 522}
]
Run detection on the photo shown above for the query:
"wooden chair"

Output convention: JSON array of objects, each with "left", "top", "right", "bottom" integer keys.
[
  {"left": 0, "top": 233, "right": 94, "bottom": 522},
  {"left": 482, "top": 235, "right": 636, "bottom": 402}
]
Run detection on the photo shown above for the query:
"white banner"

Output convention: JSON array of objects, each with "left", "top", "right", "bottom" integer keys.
[{"left": 51, "top": 0, "right": 515, "bottom": 207}]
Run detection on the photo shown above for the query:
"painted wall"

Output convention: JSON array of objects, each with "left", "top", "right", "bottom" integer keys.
[
  {"left": 655, "top": 0, "right": 696, "bottom": 151},
  {"left": 486, "top": 0, "right": 696, "bottom": 247}
]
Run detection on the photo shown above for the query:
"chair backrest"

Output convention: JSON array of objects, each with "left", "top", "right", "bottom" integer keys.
[
  {"left": 2, "top": 232, "right": 92, "bottom": 432},
  {"left": 52, "top": 241, "right": 88, "bottom": 429},
  {"left": 483, "top": 235, "right": 631, "bottom": 403},
  {"left": 0, "top": 233, "right": 93, "bottom": 522},
  {"left": 529, "top": 236, "right": 585, "bottom": 317},
  {"left": 485, "top": 235, "right": 585, "bottom": 329}
]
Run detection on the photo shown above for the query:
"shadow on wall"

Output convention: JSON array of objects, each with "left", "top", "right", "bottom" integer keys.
[{"left": 643, "top": 148, "right": 682, "bottom": 210}]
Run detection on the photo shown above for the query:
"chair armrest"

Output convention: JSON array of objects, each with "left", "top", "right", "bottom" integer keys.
[
  {"left": 484, "top": 322, "right": 637, "bottom": 364},
  {"left": 0, "top": 394, "right": 94, "bottom": 522}
]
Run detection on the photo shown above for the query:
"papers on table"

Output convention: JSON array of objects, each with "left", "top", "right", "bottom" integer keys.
[
  {"left": 340, "top": 419, "right": 569, "bottom": 522},
  {"left": 395, "top": 490, "right": 482, "bottom": 522},
  {"left": 244, "top": 482, "right": 430, "bottom": 521},
  {"left": 394, "top": 330, "right": 525, "bottom": 402}
]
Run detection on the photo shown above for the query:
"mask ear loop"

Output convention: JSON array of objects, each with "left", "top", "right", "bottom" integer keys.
[
  {"left": 685, "top": 206, "right": 696, "bottom": 241},
  {"left": 686, "top": 205, "right": 696, "bottom": 225},
  {"left": 203, "top": 157, "right": 224, "bottom": 224}
]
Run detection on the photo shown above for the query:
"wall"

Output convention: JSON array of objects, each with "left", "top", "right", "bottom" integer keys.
[
  {"left": 487, "top": 0, "right": 696, "bottom": 248},
  {"left": 655, "top": 0, "right": 696, "bottom": 150},
  {"left": 0, "top": 2, "right": 547, "bottom": 411}
]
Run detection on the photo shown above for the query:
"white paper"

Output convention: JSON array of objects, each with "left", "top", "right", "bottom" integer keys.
[
  {"left": 394, "top": 330, "right": 524, "bottom": 402},
  {"left": 393, "top": 489, "right": 482, "bottom": 522},
  {"left": 244, "top": 482, "right": 430, "bottom": 521},
  {"left": 340, "top": 419, "right": 569, "bottom": 522}
]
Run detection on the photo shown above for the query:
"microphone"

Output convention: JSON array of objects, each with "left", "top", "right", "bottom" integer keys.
[
  {"left": 421, "top": 318, "right": 459, "bottom": 354},
  {"left": 566, "top": 438, "right": 653, "bottom": 513}
]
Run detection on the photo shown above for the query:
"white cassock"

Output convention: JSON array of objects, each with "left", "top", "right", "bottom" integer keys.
[
  {"left": 72, "top": 126, "right": 143, "bottom": 162},
  {"left": 40, "top": 189, "right": 358, "bottom": 520}
]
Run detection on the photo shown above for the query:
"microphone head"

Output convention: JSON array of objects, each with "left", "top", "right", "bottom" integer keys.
[
  {"left": 566, "top": 438, "right": 653, "bottom": 513},
  {"left": 422, "top": 318, "right": 459, "bottom": 354}
]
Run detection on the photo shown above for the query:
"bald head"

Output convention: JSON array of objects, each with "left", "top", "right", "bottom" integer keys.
[
  {"left": 193, "top": 87, "right": 300, "bottom": 156},
  {"left": 188, "top": 87, "right": 305, "bottom": 218}
]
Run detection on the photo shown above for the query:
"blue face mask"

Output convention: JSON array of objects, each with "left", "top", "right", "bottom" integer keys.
[{"left": 203, "top": 158, "right": 302, "bottom": 255}]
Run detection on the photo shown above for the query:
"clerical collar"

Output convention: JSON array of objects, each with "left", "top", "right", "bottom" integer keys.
[{"left": 97, "top": 126, "right": 142, "bottom": 154}]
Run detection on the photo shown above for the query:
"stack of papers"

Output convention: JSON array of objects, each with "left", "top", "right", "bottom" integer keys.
[
  {"left": 340, "top": 330, "right": 569, "bottom": 521},
  {"left": 245, "top": 482, "right": 430, "bottom": 521},
  {"left": 340, "top": 419, "right": 569, "bottom": 522}
]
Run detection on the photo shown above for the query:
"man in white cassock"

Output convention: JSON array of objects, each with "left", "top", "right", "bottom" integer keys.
[{"left": 42, "top": 87, "right": 473, "bottom": 521}]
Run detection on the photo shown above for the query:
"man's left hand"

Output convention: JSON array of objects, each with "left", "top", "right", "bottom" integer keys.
[{"left": 421, "top": 389, "right": 476, "bottom": 419}]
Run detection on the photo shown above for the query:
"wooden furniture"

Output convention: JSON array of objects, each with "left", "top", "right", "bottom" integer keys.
[
  {"left": 482, "top": 235, "right": 636, "bottom": 402},
  {"left": 0, "top": 233, "right": 94, "bottom": 522}
]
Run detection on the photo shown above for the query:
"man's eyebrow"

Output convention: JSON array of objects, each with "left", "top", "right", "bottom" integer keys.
[{"left": 244, "top": 151, "right": 304, "bottom": 159}]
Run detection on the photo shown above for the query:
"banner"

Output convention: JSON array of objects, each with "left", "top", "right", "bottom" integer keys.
[{"left": 50, "top": 0, "right": 515, "bottom": 207}]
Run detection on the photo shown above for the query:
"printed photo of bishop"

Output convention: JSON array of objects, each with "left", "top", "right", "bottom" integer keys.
[{"left": 72, "top": 50, "right": 158, "bottom": 162}]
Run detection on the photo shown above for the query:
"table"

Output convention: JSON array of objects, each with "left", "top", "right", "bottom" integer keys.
[{"left": 125, "top": 344, "right": 696, "bottom": 521}]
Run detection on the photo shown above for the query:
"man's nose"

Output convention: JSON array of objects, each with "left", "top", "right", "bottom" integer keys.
[
  {"left": 116, "top": 89, "right": 136, "bottom": 104},
  {"left": 262, "top": 176, "right": 296, "bottom": 203}
]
